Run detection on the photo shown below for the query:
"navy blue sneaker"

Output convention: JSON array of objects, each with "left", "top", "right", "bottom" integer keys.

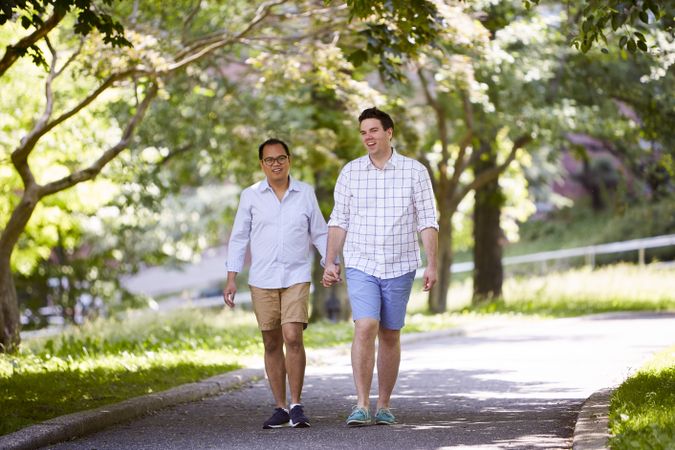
[
  {"left": 290, "top": 404, "right": 310, "bottom": 428},
  {"left": 263, "top": 408, "right": 290, "bottom": 429}
]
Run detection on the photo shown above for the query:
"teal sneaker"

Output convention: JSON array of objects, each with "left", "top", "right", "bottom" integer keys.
[
  {"left": 374, "top": 407, "right": 396, "bottom": 425},
  {"left": 346, "top": 406, "right": 371, "bottom": 426}
]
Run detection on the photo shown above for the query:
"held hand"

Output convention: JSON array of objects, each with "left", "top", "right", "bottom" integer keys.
[
  {"left": 322, "top": 263, "right": 342, "bottom": 287},
  {"left": 423, "top": 266, "right": 437, "bottom": 292},
  {"left": 223, "top": 282, "right": 236, "bottom": 308}
]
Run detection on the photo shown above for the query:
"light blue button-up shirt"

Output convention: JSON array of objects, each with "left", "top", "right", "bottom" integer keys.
[{"left": 226, "top": 176, "right": 328, "bottom": 289}]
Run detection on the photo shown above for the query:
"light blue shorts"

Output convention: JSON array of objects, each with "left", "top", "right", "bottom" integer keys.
[{"left": 346, "top": 268, "right": 416, "bottom": 330}]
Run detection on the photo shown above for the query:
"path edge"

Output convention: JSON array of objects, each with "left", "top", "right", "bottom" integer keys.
[
  {"left": 573, "top": 386, "right": 614, "bottom": 450},
  {"left": 0, "top": 367, "right": 263, "bottom": 450}
]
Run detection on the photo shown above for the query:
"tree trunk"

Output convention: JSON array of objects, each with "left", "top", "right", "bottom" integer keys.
[
  {"left": 428, "top": 217, "right": 453, "bottom": 314},
  {"left": 472, "top": 142, "right": 504, "bottom": 305},
  {"left": 0, "top": 188, "right": 41, "bottom": 352},
  {"left": 0, "top": 259, "right": 21, "bottom": 352}
]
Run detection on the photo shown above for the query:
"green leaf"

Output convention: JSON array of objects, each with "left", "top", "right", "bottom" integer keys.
[
  {"left": 611, "top": 12, "right": 626, "bottom": 30},
  {"left": 347, "top": 49, "right": 369, "bottom": 67},
  {"left": 639, "top": 11, "right": 649, "bottom": 23},
  {"left": 627, "top": 39, "right": 637, "bottom": 53},
  {"left": 619, "top": 35, "right": 628, "bottom": 48},
  {"left": 20, "top": 16, "right": 32, "bottom": 29},
  {"left": 581, "top": 39, "right": 592, "bottom": 53},
  {"left": 637, "top": 40, "right": 648, "bottom": 51},
  {"left": 582, "top": 20, "right": 593, "bottom": 33}
]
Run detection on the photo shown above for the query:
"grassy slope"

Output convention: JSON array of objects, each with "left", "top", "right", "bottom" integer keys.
[{"left": 609, "top": 346, "right": 675, "bottom": 450}]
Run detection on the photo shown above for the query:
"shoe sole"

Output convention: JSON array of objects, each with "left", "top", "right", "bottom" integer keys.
[
  {"left": 347, "top": 420, "right": 370, "bottom": 426},
  {"left": 290, "top": 420, "right": 311, "bottom": 428},
  {"left": 263, "top": 422, "right": 290, "bottom": 429},
  {"left": 375, "top": 420, "right": 395, "bottom": 425}
]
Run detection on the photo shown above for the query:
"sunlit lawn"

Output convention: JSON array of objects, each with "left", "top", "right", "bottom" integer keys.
[
  {"left": 407, "top": 263, "right": 675, "bottom": 317},
  {"left": 609, "top": 345, "right": 675, "bottom": 450},
  {"left": 1, "top": 263, "right": 673, "bottom": 436}
]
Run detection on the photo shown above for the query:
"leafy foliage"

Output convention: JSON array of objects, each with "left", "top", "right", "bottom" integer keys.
[
  {"left": 0, "top": 0, "right": 130, "bottom": 68},
  {"left": 527, "top": 0, "right": 673, "bottom": 54},
  {"left": 333, "top": 0, "right": 445, "bottom": 80}
]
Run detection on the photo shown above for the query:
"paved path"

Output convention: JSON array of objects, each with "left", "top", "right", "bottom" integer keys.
[{"left": 41, "top": 312, "right": 674, "bottom": 450}]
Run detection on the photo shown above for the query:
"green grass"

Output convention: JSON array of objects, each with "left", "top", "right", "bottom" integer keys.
[
  {"left": 2, "top": 263, "right": 673, "bottom": 436},
  {"left": 408, "top": 263, "right": 675, "bottom": 317},
  {"left": 0, "top": 309, "right": 262, "bottom": 435},
  {"left": 609, "top": 346, "right": 675, "bottom": 450}
]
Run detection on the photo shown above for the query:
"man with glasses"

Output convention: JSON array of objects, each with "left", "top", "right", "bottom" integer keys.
[
  {"left": 224, "top": 138, "right": 328, "bottom": 429},
  {"left": 322, "top": 107, "right": 438, "bottom": 426}
]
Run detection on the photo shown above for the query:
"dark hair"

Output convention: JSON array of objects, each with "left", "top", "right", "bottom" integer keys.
[
  {"left": 358, "top": 107, "right": 394, "bottom": 131},
  {"left": 258, "top": 138, "right": 290, "bottom": 160}
]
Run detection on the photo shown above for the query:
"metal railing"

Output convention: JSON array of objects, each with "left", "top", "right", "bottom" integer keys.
[{"left": 441, "top": 233, "right": 675, "bottom": 275}]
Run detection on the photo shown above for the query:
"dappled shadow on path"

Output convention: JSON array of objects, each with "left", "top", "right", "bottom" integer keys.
[{"left": 45, "top": 365, "right": 579, "bottom": 450}]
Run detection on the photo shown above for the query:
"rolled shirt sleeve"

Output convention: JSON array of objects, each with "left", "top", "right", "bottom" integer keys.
[
  {"left": 327, "top": 167, "right": 351, "bottom": 231},
  {"left": 414, "top": 166, "right": 439, "bottom": 232}
]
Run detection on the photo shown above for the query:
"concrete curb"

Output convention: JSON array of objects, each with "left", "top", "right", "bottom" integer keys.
[
  {"left": 0, "top": 367, "right": 264, "bottom": 450},
  {"left": 572, "top": 387, "right": 614, "bottom": 450}
]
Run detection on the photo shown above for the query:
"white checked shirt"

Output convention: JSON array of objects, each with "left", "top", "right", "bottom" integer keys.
[
  {"left": 226, "top": 177, "right": 328, "bottom": 289},
  {"left": 328, "top": 150, "right": 438, "bottom": 279}
]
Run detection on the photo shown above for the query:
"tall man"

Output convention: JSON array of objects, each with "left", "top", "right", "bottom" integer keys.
[
  {"left": 224, "top": 138, "right": 328, "bottom": 429},
  {"left": 322, "top": 107, "right": 438, "bottom": 426}
]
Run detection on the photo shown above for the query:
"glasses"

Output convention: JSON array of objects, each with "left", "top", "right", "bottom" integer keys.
[{"left": 262, "top": 155, "right": 289, "bottom": 166}]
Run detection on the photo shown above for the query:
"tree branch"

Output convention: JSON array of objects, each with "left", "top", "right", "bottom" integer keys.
[
  {"left": 181, "top": 0, "right": 202, "bottom": 43},
  {"left": 454, "top": 134, "right": 531, "bottom": 203},
  {"left": 0, "top": 10, "right": 66, "bottom": 77},
  {"left": 448, "top": 91, "right": 475, "bottom": 190},
  {"left": 417, "top": 67, "right": 450, "bottom": 181},
  {"left": 39, "top": 82, "right": 159, "bottom": 197},
  {"left": 15, "top": 68, "right": 153, "bottom": 161},
  {"left": 10, "top": 36, "right": 62, "bottom": 188},
  {"left": 54, "top": 38, "right": 85, "bottom": 78},
  {"left": 171, "top": 0, "right": 288, "bottom": 69}
]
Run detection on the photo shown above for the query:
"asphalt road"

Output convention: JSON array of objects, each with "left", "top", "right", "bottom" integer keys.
[{"left": 44, "top": 312, "right": 675, "bottom": 450}]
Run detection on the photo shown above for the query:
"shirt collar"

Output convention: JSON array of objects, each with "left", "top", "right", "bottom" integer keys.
[
  {"left": 363, "top": 147, "right": 401, "bottom": 170},
  {"left": 258, "top": 175, "right": 298, "bottom": 192}
]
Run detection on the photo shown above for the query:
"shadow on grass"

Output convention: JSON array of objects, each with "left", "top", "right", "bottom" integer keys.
[{"left": 0, "top": 360, "right": 240, "bottom": 436}]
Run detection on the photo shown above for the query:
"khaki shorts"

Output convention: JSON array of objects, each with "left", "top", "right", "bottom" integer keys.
[{"left": 249, "top": 282, "right": 310, "bottom": 331}]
